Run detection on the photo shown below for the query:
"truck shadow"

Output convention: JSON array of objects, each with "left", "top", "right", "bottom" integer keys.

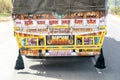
[
  {"left": 17, "top": 37, "right": 120, "bottom": 80},
  {"left": 19, "top": 57, "right": 99, "bottom": 80}
]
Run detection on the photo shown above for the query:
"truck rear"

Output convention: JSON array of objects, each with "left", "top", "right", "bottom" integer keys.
[{"left": 12, "top": 0, "right": 107, "bottom": 58}]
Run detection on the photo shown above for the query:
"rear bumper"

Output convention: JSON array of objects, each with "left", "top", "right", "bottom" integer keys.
[
  {"left": 25, "top": 56, "right": 95, "bottom": 59},
  {"left": 20, "top": 48, "right": 100, "bottom": 57}
]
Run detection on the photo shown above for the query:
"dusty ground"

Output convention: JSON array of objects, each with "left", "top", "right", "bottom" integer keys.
[{"left": 0, "top": 16, "right": 12, "bottom": 22}]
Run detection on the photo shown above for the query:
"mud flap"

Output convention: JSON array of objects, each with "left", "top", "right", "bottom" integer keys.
[
  {"left": 14, "top": 49, "right": 25, "bottom": 70},
  {"left": 94, "top": 48, "right": 106, "bottom": 69}
]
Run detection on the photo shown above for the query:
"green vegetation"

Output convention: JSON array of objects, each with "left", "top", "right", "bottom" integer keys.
[
  {"left": 108, "top": 0, "right": 120, "bottom": 15},
  {"left": 0, "top": 0, "right": 12, "bottom": 17},
  {"left": 0, "top": 13, "right": 11, "bottom": 17},
  {"left": 110, "top": 7, "right": 120, "bottom": 15}
]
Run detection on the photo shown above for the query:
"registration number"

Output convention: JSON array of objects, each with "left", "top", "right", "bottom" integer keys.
[{"left": 48, "top": 50, "right": 72, "bottom": 56}]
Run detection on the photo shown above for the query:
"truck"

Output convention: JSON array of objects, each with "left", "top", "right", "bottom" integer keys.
[{"left": 12, "top": 0, "right": 107, "bottom": 70}]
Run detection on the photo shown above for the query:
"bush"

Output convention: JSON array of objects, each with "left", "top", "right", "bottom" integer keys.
[
  {"left": 110, "top": 7, "right": 120, "bottom": 15},
  {"left": 0, "top": 0, "right": 12, "bottom": 14}
]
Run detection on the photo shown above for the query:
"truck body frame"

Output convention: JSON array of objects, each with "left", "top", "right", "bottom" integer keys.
[{"left": 12, "top": 0, "right": 107, "bottom": 57}]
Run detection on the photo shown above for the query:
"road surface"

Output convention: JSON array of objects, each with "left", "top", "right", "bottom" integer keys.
[{"left": 0, "top": 14, "right": 120, "bottom": 80}]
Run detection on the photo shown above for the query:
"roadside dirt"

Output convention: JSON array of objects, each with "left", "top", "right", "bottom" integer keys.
[{"left": 0, "top": 16, "right": 12, "bottom": 22}]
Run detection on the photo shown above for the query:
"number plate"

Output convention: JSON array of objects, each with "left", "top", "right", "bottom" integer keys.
[{"left": 48, "top": 50, "right": 72, "bottom": 56}]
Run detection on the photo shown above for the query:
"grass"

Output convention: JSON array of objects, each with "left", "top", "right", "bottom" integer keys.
[{"left": 0, "top": 13, "right": 11, "bottom": 17}]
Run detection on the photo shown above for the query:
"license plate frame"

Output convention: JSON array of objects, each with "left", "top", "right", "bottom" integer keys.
[{"left": 48, "top": 50, "right": 72, "bottom": 56}]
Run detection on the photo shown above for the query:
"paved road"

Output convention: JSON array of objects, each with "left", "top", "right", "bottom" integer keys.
[{"left": 0, "top": 14, "right": 120, "bottom": 80}]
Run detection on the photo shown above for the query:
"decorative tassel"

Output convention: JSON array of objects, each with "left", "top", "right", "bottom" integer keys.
[
  {"left": 14, "top": 49, "right": 25, "bottom": 70},
  {"left": 95, "top": 48, "right": 106, "bottom": 69}
]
